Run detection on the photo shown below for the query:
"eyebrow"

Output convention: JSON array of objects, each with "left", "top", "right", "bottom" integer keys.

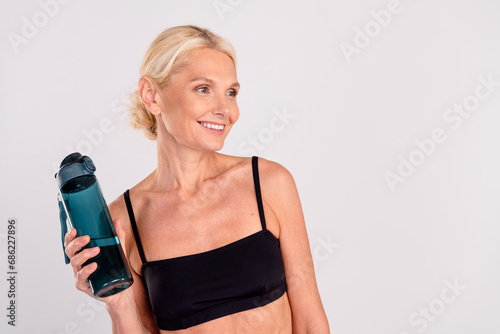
[{"left": 190, "top": 77, "right": 240, "bottom": 88}]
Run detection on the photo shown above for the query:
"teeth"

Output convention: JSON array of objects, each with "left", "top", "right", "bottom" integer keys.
[{"left": 201, "top": 122, "right": 224, "bottom": 131}]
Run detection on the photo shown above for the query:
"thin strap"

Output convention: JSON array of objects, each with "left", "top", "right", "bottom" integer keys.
[
  {"left": 251, "top": 156, "right": 267, "bottom": 230},
  {"left": 123, "top": 189, "right": 147, "bottom": 264}
]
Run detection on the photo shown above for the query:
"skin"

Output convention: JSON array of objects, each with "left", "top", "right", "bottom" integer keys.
[{"left": 64, "top": 48, "right": 329, "bottom": 333}]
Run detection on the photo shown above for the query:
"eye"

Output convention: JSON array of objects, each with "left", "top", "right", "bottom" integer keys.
[
  {"left": 226, "top": 89, "right": 237, "bottom": 97},
  {"left": 196, "top": 86, "right": 209, "bottom": 93}
]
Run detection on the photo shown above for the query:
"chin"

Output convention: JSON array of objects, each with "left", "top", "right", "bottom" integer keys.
[
  {"left": 199, "top": 141, "right": 225, "bottom": 152},
  {"left": 209, "top": 144, "right": 225, "bottom": 152}
]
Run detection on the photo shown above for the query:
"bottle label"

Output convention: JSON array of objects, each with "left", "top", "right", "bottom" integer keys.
[{"left": 88, "top": 236, "right": 120, "bottom": 248}]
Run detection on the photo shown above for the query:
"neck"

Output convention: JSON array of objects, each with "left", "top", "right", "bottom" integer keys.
[{"left": 151, "top": 129, "right": 222, "bottom": 194}]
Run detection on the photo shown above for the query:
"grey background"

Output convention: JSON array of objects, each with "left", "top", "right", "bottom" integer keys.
[{"left": 1, "top": 0, "right": 500, "bottom": 333}]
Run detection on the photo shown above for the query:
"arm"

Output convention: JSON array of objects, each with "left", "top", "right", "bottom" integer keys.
[
  {"left": 107, "top": 200, "right": 161, "bottom": 334},
  {"left": 105, "top": 263, "right": 157, "bottom": 334},
  {"left": 65, "top": 221, "right": 154, "bottom": 334},
  {"left": 104, "top": 272, "right": 153, "bottom": 334},
  {"left": 65, "top": 200, "right": 159, "bottom": 334},
  {"left": 260, "top": 159, "right": 330, "bottom": 334}
]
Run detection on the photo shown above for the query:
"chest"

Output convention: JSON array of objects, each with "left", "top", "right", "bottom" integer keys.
[{"left": 131, "top": 184, "right": 276, "bottom": 265}]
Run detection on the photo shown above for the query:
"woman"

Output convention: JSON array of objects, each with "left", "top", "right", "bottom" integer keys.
[{"left": 64, "top": 25, "right": 329, "bottom": 333}]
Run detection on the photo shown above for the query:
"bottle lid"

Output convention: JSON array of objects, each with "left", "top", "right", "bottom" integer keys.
[{"left": 54, "top": 152, "right": 96, "bottom": 188}]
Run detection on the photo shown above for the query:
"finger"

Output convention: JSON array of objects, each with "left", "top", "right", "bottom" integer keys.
[
  {"left": 75, "top": 262, "right": 98, "bottom": 292},
  {"left": 64, "top": 228, "right": 77, "bottom": 248},
  {"left": 65, "top": 234, "right": 91, "bottom": 259},
  {"left": 70, "top": 246, "right": 100, "bottom": 277}
]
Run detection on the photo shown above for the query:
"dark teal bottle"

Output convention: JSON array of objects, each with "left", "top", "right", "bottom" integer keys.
[{"left": 55, "top": 153, "right": 133, "bottom": 298}]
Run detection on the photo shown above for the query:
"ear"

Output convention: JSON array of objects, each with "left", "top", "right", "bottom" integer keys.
[{"left": 138, "top": 76, "right": 162, "bottom": 115}]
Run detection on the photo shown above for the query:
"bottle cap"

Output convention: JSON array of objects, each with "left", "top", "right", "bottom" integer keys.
[{"left": 54, "top": 152, "right": 96, "bottom": 188}]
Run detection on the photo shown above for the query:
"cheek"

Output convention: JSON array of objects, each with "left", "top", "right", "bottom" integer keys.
[
  {"left": 181, "top": 99, "right": 210, "bottom": 121},
  {"left": 167, "top": 98, "right": 200, "bottom": 126},
  {"left": 231, "top": 105, "right": 240, "bottom": 124}
]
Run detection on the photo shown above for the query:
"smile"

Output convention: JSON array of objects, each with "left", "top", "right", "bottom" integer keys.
[{"left": 198, "top": 121, "right": 225, "bottom": 131}]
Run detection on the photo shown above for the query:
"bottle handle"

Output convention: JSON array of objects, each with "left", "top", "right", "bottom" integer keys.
[{"left": 57, "top": 195, "right": 70, "bottom": 264}]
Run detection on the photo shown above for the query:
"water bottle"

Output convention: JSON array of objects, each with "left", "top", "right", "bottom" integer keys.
[{"left": 55, "top": 152, "right": 133, "bottom": 298}]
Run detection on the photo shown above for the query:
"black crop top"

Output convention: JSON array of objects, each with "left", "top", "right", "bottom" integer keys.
[{"left": 123, "top": 156, "right": 287, "bottom": 330}]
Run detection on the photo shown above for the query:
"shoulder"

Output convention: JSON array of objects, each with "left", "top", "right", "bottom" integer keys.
[
  {"left": 216, "top": 154, "right": 297, "bottom": 204},
  {"left": 254, "top": 157, "right": 300, "bottom": 227},
  {"left": 108, "top": 192, "right": 128, "bottom": 223},
  {"left": 222, "top": 154, "right": 296, "bottom": 188},
  {"left": 255, "top": 156, "right": 297, "bottom": 195},
  {"left": 107, "top": 191, "right": 136, "bottom": 255}
]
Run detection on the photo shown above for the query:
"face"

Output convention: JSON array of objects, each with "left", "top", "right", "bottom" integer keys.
[{"left": 154, "top": 48, "right": 240, "bottom": 152}]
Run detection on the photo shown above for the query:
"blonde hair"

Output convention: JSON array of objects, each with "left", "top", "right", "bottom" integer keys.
[{"left": 129, "top": 25, "right": 237, "bottom": 140}]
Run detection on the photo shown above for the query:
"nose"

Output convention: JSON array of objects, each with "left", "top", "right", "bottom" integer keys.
[{"left": 212, "top": 93, "right": 230, "bottom": 117}]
